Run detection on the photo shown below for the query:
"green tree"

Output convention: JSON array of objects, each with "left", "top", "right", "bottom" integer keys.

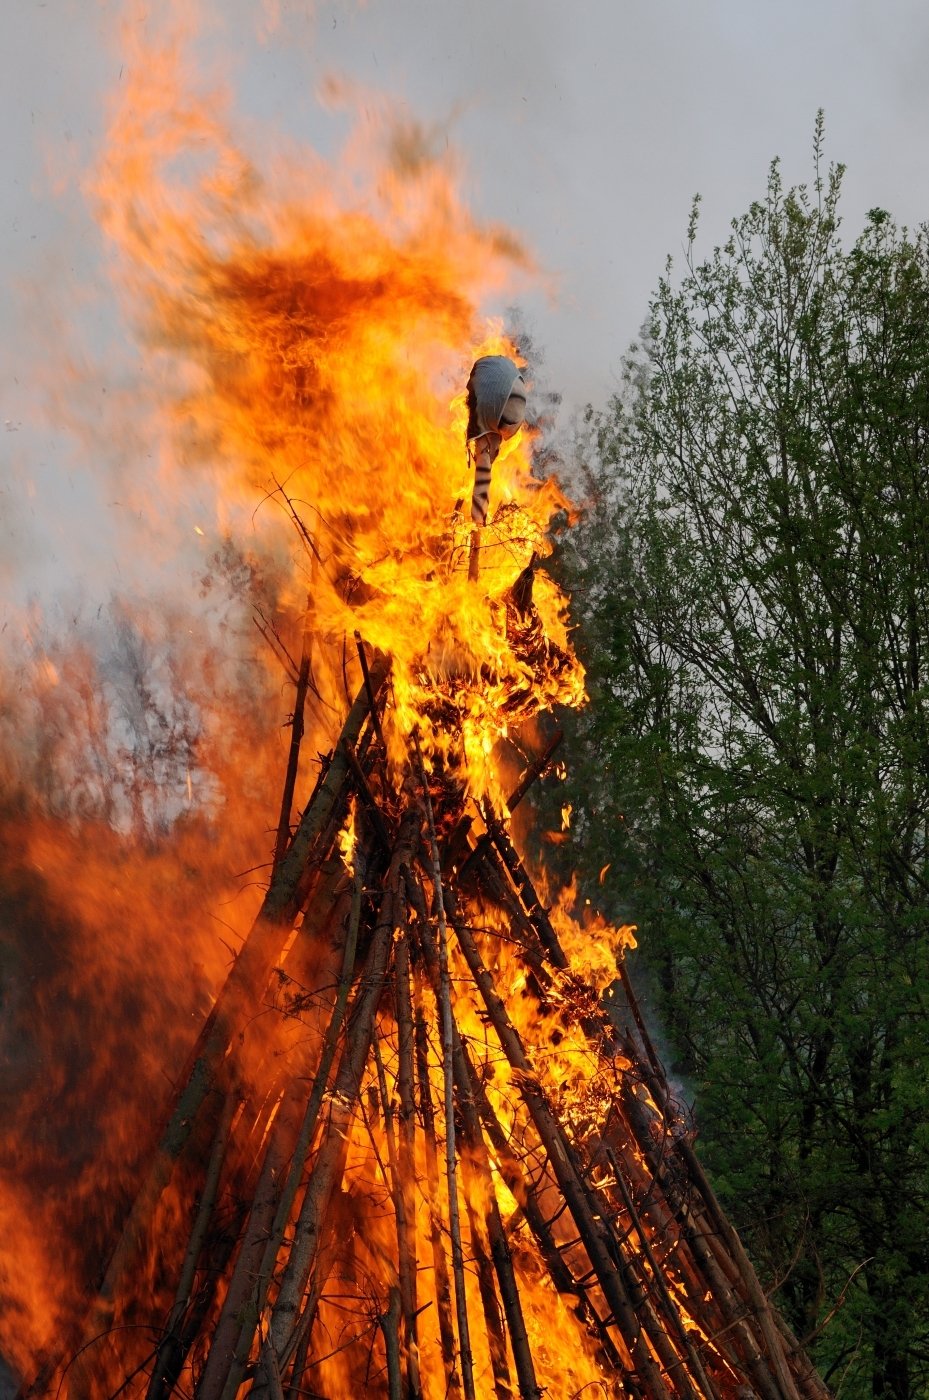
[{"left": 561, "top": 127, "right": 929, "bottom": 1398}]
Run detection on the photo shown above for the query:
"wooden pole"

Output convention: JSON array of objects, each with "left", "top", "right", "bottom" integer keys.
[
  {"left": 605, "top": 1144, "right": 721, "bottom": 1400},
  {"left": 413, "top": 988, "right": 460, "bottom": 1394},
  {"left": 371, "top": 1026, "right": 422, "bottom": 1400},
  {"left": 505, "top": 730, "right": 564, "bottom": 815},
  {"left": 415, "top": 737, "right": 476, "bottom": 1400},
  {"left": 394, "top": 930, "right": 423, "bottom": 1399},
  {"left": 274, "top": 598, "right": 313, "bottom": 868},
  {"left": 379, "top": 1286, "right": 404, "bottom": 1400}
]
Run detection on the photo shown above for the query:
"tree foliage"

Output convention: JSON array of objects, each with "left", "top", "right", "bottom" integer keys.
[{"left": 561, "top": 127, "right": 929, "bottom": 1398}]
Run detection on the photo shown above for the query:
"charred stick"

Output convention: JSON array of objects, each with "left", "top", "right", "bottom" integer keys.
[
  {"left": 216, "top": 857, "right": 377, "bottom": 1400},
  {"left": 616, "top": 961, "right": 667, "bottom": 1089},
  {"left": 481, "top": 809, "right": 566, "bottom": 970},
  {"left": 269, "top": 658, "right": 387, "bottom": 922},
  {"left": 355, "top": 631, "right": 387, "bottom": 753},
  {"left": 194, "top": 1093, "right": 300, "bottom": 1400},
  {"left": 197, "top": 879, "right": 360, "bottom": 1400},
  {"left": 461, "top": 1180, "right": 513, "bottom": 1400},
  {"left": 687, "top": 1210, "right": 793, "bottom": 1400},
  {"left": 274, "top": 602, "right": 314, "bottom": 868},
  {"left": 257, "top": 1338, "right": 287, "bottom": 1400},
  {"left": 462, "top": 1035, "right": 625, "bottom": 1375},
  {"left": 505, "top": 730, "right": 564, "bottom": 815},
  {"left": 676, "top": 1137, "right": 803, "bottom": 1400},
  {"left": 638, "top": 1168, "right": 782, "bottom": 1400},
  {"left": 413, "top": 988, "right": 460, "bottom": 1393},
  {"left": 285, "top": 1322, "right": 312, "bottom": 1400},
  {"left": 456, "top": 1053, "right": 538, "bottom": 1400},
  {"left": 416, "top": 890, "right": 621, "bottom": 1394},
  {"left": 415, "top": 874, "right": 623, "bottom": 1379},
  {"left": 602, "top": 1086, "right": 753, "bottom": 1390},
  {"left": 412, "top": 895, "right": 540, "bottom": 1399},
  {"left": 279, "top": 1256, "right": 330, "bottom": 1394},
  {"left": 467, "top": 526, "right": 482, "bottom": 583},
  {"left": 370, "top": 1028, "right": 412, "bottom": 1326},
  {"left": 468, "top": 850, "right": 552, "bottom": 982},
  {"left": 415, "top": 735, "right": 476, "bottom": 1400},
  {"left": 458, "top": 734, "right": 564, "bottom": 882},
  {"left": 257, "top": 832, "right": 372, "bottom": 1235},
  {"left": 772, "top": 1314, "right": 834, "bottom": 1400},
  {"left": 605, "top": 1091, "right": 732, "bottom": 1354},
  {"left": 477, "top": 829, "right": 633, "bottom": 1076}
]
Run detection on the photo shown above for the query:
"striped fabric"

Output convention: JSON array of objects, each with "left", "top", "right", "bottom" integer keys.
[{"left": 466, "top": 355, "right": 527, "bottom": 525}]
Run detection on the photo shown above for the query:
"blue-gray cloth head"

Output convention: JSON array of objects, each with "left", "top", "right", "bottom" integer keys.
[{"left": 466, "top": 355, "right": 527, "bottom": 442}]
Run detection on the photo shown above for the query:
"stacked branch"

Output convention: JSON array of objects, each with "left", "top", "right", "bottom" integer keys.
[{"left": 18, "top": 631, "right": 831, "bottom": 1400}]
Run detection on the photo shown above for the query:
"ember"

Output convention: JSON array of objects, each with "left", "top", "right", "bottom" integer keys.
[{"left": 2, "top": 19, "right": 830, "bottom": 1400}]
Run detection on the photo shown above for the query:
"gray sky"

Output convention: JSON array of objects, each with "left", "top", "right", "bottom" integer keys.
[{"left": 3, "top": 0, "right": 929, "bottom": 606}]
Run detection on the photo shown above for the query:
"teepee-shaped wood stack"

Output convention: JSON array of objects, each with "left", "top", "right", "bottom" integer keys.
[{"left": 18, "top": 550, "right": 830, "bottom": 1400}]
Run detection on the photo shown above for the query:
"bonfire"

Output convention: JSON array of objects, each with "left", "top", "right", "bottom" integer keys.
[{"left": 2, "top": 24, "right": 831, "bottom": 1400}]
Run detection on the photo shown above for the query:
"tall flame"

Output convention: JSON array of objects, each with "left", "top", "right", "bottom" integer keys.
[{"left": 86, "top": 8, "right": 584, "bottom": 804}]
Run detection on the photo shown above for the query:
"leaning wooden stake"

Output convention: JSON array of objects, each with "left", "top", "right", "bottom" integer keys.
[
  {"left": 371, "top": 1027, "right": 422, "bottom": 1398},
  {"left": 472, "top": 824, "right": 818, "bottom": 1400},
  {"left": 274, "top": 598, "right": 313, "bottom": 867},
  {"left": 413, "top": 991, "right": 460, "bottom": 1394},
  {"left": 415, "top": 736, "right": 476, "bottom": 1400},
  {"left": 379, "top": 1286, "right": 404, "bottom": 1400}
]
